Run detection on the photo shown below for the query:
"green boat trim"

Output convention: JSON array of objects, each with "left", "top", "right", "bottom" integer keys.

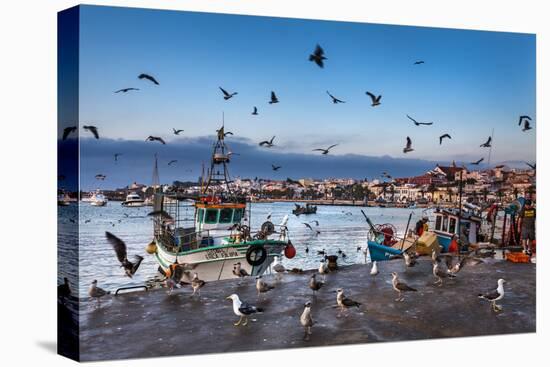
[{"left": 156, "top": 238, "right": 288, "bottom": 257}]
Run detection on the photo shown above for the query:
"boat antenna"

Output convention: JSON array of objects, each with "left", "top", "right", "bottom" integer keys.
[{"left": 487, "top": 128, "right": 494, "bottom": 167}]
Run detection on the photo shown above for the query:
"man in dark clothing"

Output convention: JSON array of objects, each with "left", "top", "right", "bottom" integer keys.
[
  {"left": 415, "top": 216, "right": 428, "bottom": 237},
  {"left": 520, "top": 199, "right": 536, "bottom": 255}
]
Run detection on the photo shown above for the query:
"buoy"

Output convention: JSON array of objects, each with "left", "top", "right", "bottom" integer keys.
[
  {"left": 145, "top": 240, "right": 157, "bottom": 254},
  {"left": 284, "top": 242, "right": 296, "bottom": 259}
]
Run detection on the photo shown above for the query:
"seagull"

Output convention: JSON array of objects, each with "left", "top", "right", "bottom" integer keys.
[
  {"left": 226, "top": 294, "right": 264, "bottom": 326},
  {"left": 233, "top": 262, "right": 249, "bottom": 283},
  {"left": 114, "top": 153, "right": 122, "bottom": 162},
  {"left": 336, "top": 288, "right": 361, "bottom": 316},
  {"left": 300, "top": 302, "right": 314, "bottom": 340},
  {"left": 303, "top": 222, "right": 321, "bottom": 235},
  {"left": 164, "top": 263, "right": 194, "bottom": 294},
  {"left": 145, "top": 136, "right": 166, "bottom": 144},
  {"left": 269, "top": 91, "right": 279, "bottom": 104},
  {"left": 62, "top": 126, "right": 77, "bottom": 140},
  {"left": 478, "top": 279, "right": 505, "bottom": 312},
  {"left": 432, "top": 261, "right": 456, "bottom": 286},
  {"left": 522, "top": 119, "right": 532, "bottom": 131},
  {"left": 173, "top": 128, "right": 184, "bottom": 135},
  {"left": 191, "top": 273, "right": 206, "bottom": 297},
  {"left": 310, "top": 220, "right": 319, "bottom": 226},
  {"left": 326, "top": 91, "right": 345, "bottom": 104},
  {"left": 309, "top": 273, "right": 324, "bottom": 295},
  {"left": 272, "top": 256, "right": 286, "bottom": 280},
  {"left": 313, "top": 144, "right": 338, "bottom": 155},
  {"left": 317, "top": 249, "right": 326, "bottom": 256},
  {"left": 256, "top": 275, "right": 275, "bottom": 298},
  {"left": 252, "top": 106, "right": 258, "bottom": 115},
  {"left": 138, "top": 73, "right": 159, "bottom": 85},
  {"left": 95, "top": 174, "right": 106, "bottom": 180},
  {"left": 480, "top": 136, "right": 492, "bottom": 147},
  {"left": 370, "top": 261, "right": 379, "bottom": 276},
  {"left": 83, "top": 125, "right": 99, "bottom": 139},
  {"left": 272, "top": 164, "right": 282, "bottom": 171},
  {"left": 114, "top": 87, "right": 139, "bottom": 93},
  {"left": 318, "top": 259, "right": 329, "bottom": 281},
  {"left": 403, "top": 136, "right": 414, "bottom": 153},
  {"left": 58, "top": 277, "right": 71, "bottom": 302},
  {"left": 88, "top": 280, "right": 110, "bottom": 307},
  {"left": 518, "top": 115, "right": 531, "bottom": 126},
  {"left": 404, "top": 252, "right": 417, "bottom": 267},
  {"left": 219, "top": 87, "right": 238, "bottom": 100},
  {"left": 470, "top": 158, "right": 484, "bottom": 165},
  {"left": 413, "top": 60, "right": 425, "bottom": 65},
  {"left": 407, "top": 115, "right": 433, "bottom": 126},
  {"left": 439, "top": 134, "right": 452, "bottom": 145},
  {"left": 525, "top": 162, "right": 536, "bottom": 170},
  {"left": 147, "top": 210, "right": 174, "bottom": 222},
  {"left": 362, "top": 248, "right": 369, "bottom": 264},
  {"left": 309, "top": 44, "right": 327, "bottom": 68},
  {"left": 365, "top": 91, "right": 382, "bottom": 107},
  {"left": 168, "top": 160, "right": 178, "bottom": 166},
  {"left": 259, "top": 136, "right": 276, "bottom": 147},
  {"left": 446, "top": 256, "right": 468, "bottom": 275},
  {"left": 105, "top": 231, "right": 144, "bottom": 278},
  {"left": 391, "top": 272, "right": 417, "bottom": 301}
]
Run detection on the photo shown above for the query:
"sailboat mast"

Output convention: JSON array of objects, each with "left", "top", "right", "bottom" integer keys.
[{"left": 487, "top": 128, "right": 495, "bottom": 166}]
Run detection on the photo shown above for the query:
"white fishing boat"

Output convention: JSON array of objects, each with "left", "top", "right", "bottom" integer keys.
[
  {"left": 121, "top": 192, "right": 145, "bottom": 207},
  {"left": 90, "top": 190, "right": 108, "bottom": 206},
  {"left": 146, "top": 125, "right": 295, "bottom": 281}
]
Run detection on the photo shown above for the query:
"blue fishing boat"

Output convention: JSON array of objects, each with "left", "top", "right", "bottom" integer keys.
[
  {"left": 362, "top": 211, "right": 415, "bottom": 262},
  {"left": 432, "top": 207, "right": 482, "bottom": 252}
]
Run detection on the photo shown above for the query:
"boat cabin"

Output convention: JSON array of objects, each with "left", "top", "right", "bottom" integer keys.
[
  {"left": 433, "top": 208, "right": 481, "bottom": 251},
  {"left": 195, "top": 202, "right": 246, "bottom": 231}
]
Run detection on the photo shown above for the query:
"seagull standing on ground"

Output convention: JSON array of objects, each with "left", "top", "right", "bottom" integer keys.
[
  {"left": 403, "top": 136, "right": 414, "bottom": 153},
  {"left": 309, "top": 44, "right": 327, "bottom": 68},
  {"left": 370, "top": 261, "right": 379, "bottom": 277},
  {"left": 88, "top": 280, "right": 109, "bottom": 307},
  {"left": 191, "top": 273, "right": 206, "bottom": 297},
  {"left": 272, "top": 256, "right": 286, "bottom": 281},
  {"left": 391, "top": 272, "right": 417, "bottom": 301},
  {"left": 318, "top": 258, "right": 329, "bottom": 281},
  {"left": 83, "top": 125, "right": 99, "bottom": 139},
  {"left": 309, "top": 273, "right": 324, "bottom": 295},
  {"left": 233, "top": 262, "right": 249, "bottom": 284},
  {"left": 256, "top": 275, "right": 275, "bottom": 299},
  {"left": 105, "top": 231, "right": 144, "bottom": 278},
  {"left": 366, "top": 91, "right": 382, "bottom": 106},
  {"left": 432, "top": 261, "right": 456, "bottom": 286},
  {"left": 226, "top": 294, "right": 264, "bottom": 326},
  {"left": 478, "top": 279, "right": 506, "bottom": 312},
  {"left": 336, "top": 288, "right": 361, "bottom": 316},
  {"left": 300, "top": 301, "right": 314, "bottom": 340}
]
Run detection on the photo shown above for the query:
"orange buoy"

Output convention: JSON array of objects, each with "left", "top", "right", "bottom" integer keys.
[{"left": 284, "top": 243, "right": 296, "bottom": 259}]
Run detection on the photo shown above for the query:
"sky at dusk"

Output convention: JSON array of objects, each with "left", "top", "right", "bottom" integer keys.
[{"left": 59, "top": 5, "right": 536, "bottom": 190}]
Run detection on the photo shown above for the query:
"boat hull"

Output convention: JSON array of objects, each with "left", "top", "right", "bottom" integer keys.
[
  {"left": 367, "top": 240, "right": 403, "bottom": 262},
  {"left": 121, "top": 201, "right": 145, "bottom": 207},
  {"left": 154, "top": 240, "right": 287, "bottom": 281}
]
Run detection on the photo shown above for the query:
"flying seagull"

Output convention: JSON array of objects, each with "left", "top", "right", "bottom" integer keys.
[
  {"left": 271, "top": 164, "right": 281, "bottom": 171},
  {"left": 413, "top": 60, "right": 425, "bottom": 65},
  {"left": 88, "top": 280, "right": 110, "bottom": 307},
  {"left": 365, "top": 91, "right": 382, "bottom": 107},
  {"left": 518, "top": 115, "right": 531, "bottom": 126},
  {"left": 478, "top": 279, "right": 505, "bottom": 312},
  {"left": 480, "top": 136, "right": 492, "bottom": 147},
  {"left": 219, "top": 87, "right": 238, "bottom": 100},
  {"left": 309, "top": 44, "right": 327, "bottom": 68},
  {"left": 259, "top": 136, "right": 276, "bottom": 147},
  {"left": 252, "top": 106, "right": 258, "bottom": 115},
  {"left": 191, "top": 273, "right": 206, "bottom": 297},
  {"left": 326, "top": 91, "right": 345, "bottom": 104},
  {"left": 95, "top": 174, "right": 106, "bottom": 180},
  {"left": 168, "top": 160, "right": 178, "bottom": 166},
  {"left": 403, "top": 136, "right": 414, "bottom": 153},
  {"left": 114, "top": 153, "right": 122, "bottom": 162},
  {"left": 439, "top": 134, "right": 452, "bottom": 145},
  {"left": 336, "top": 288, "right": 361, "bottom": 316},
  {"left": 173, "top": 128, "right": 184, "bottom": 135},
  {"left": 300, "top": 301, "right": 314, "bottom": 341},
  {"left": 105, "top": 231, "right": 144, "bottom": 278},
  {"left": 114, "top": 87, "right": 139, "bottom": 93},
  {"left": 146, "top": 136, "right": 166, "bottom": 144},
  {"left": 303, "top": 222, "right": 321, "bottom": 235},
  {"left": 147, "top": 210, "right": 174, "bottom": 222},
  {"left": 525, "top": 162, "right": 536, "bottom": 170},
  {"left": 269, "top": 91, "right": 279, "bottom": 104},
  {"left": 226, "top": 294, "right": 264, "bottom": 326},
  {"left": 391, "top": 272, "right": 417, "bottom": 301},
  {"left": 138, "top": 73, "right": 159, "bottom": 85},
  {"left": 470, "top": 158, "right": 484, "bottom": 165},
  {"left": 309, "top": 273, "right": 324, "bottom": 295},
  {"left": 62, "top": 126, "right": 77, "bottom": 140},
  {"left": 407, "top": 115, "right": 433, "bottom": 126},
  {"left": 83, "top": 125, "right": 99, "bottom": 139},
  {"left": 255, "top": 275, "right": 275, "bottom": 299},
  {"left": 313, "top": 144, "right": 338, "bottom": 155},
  {"left": 522, "top": 119, "right": 532, "bottom": 131},
  {"left": 310, "top": 220, "right": 319, "bottom": 226}
]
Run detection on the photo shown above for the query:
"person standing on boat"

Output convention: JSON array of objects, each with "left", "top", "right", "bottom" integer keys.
[
  {"left": 415, "top": 216, "right": 429, "bottom": 237},
  {"left": 519, "top": 199, "right": 536, "bottom": 256}
]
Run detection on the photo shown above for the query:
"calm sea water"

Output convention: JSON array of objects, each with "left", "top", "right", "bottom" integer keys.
[{"left": 59, "top": 202, "right": 432, "bottom": 297}]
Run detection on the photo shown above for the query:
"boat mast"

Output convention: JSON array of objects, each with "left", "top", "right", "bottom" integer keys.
[
  {"left": 202, "top": 112, "right": 233, "bottom": 196},
  {"left": 152, "top": 153, "right": 160, "bottom": 194}
]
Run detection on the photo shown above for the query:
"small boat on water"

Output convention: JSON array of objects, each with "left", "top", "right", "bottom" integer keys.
[
  {"left": 363, "top": 211, "right": 415, "bottom": 262},
  {"left": 90, "top": 190, "right": 108, "bottom": 206},
  {"left": 292, "top": 203, "right": 317, "bottom": 216},
  {"left": 147, "top": 125, "right": 295, "bottom": 281},
  {"left": 121, "top": 192, "right": 145, "bottom": 207}
]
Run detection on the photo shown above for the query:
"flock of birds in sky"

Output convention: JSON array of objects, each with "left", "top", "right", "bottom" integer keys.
[{"left": 61, "top": 43, "right": 535, "bottom": 180}]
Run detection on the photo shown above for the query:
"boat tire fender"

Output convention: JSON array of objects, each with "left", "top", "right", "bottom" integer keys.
[{"left": 246, "top": 245, "right": 267, "bottom": 266}]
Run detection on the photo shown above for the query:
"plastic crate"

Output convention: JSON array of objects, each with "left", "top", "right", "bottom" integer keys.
[{"left": 506, "top": 251, "right": 531, "bottom": 263}]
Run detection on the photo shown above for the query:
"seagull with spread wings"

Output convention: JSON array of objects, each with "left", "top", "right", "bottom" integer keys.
[
  {"left": 252, "top": 106, "right": 258, "bottom": 115},
  {"left": 407, "top": 115, "right": 433, "bottom": 126},
  {"left": 403, "top": 136, "right": 414, "bottom": 153},
  {"left": 313, "top": 144, "right": 338, "bottom": 155},
  {"left": 83, "top": 125, "right": 99, "bottom": 139},
  {"left": 326, "top": 91, "right": 345, "bottom": 104},
  {"left": 470, "top": 158, "right": 484, "bottom": 165},
  {"left": 114, "top": 87, "right": 139, "bottom": 93},
  {"left": 365, "top": 91, "right": 382, "bottom": 106},
  {"left": 269, "top": 91, "right": 279, "bottom": 104},
  {"left": 259, "top": 136, "right": 276, "bottom": 147},
  {"left": 146, "top": 136, "right": 166, "bottom": 144},
  {"left": 173, "top": 128, "right": 184, "bottom": 135},
  {"left": 219, "top": 87, "right": 238, "bottom": 100},
  {"left": 439, "top": 134, "right": 452, "bottom": 145},
  {"left": 105, "top": 231, "right": 144, "bottom": 278},
  {"left": 480, "top": 136, "right": 492, "bottom": 147},
  {"left": 138, "top": 73, "right": 159, "bottom": 85},
  {"left": 309, "top": 44, "right": 327, "bottom": 68}
]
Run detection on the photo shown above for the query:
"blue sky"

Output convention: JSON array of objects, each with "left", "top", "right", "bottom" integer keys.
[{"left": 67, "top": 5, "right": 536, "bottom": 189}]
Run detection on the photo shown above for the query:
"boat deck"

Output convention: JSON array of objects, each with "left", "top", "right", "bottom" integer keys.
[{"left": 66, "top": 258, "right": 535, "bottom": 361}]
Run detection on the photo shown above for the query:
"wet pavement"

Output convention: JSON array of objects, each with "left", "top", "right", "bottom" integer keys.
[{"left": 76, "top": 259, "right": 535, "bottom": 361}]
